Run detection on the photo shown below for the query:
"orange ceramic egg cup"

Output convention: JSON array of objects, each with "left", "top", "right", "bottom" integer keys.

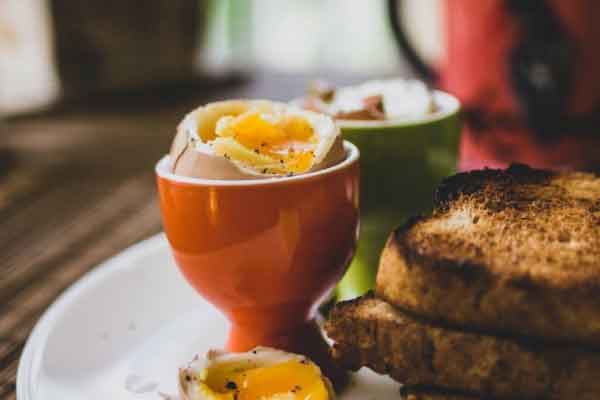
[{"left": 156, "top": 142, "right": 359, "bottom": 358}]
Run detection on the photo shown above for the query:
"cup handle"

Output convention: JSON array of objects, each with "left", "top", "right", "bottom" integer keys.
[{"left": 387, "top": 0, "right": 439, "bottom": 84}]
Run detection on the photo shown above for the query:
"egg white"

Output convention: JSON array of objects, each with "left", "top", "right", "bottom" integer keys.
[
  {"left": 180, "top": 103, "right": 340, "bottom": 177},
  {"left": 179, "top": 347, "right": 335, "bottom": 400},
  {"left": 317, "top": 78, "right": 436, "bottom": 120}
]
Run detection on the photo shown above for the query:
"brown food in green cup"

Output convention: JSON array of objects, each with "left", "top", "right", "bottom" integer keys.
[{"left": 302, "top": 81, "right": 461, "bottom": 300}]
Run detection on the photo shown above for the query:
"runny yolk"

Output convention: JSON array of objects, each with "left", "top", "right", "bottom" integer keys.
[
  {"left": 204, "top": 360, "right": 329, "bottom": 400},
  {"left": 213, "top": 112, "right": 319, "bottom": 175}
]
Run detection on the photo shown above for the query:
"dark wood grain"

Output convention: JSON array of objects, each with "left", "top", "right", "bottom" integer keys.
[{"left": 0, "top": 71, "right": 377, "bottom": 398}]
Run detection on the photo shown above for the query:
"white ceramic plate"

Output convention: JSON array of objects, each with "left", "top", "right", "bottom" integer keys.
[{"left": 17, "top": 234, "right": 400, "bottom": 399}]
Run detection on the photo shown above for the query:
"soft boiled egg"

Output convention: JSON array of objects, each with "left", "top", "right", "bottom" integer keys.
[
  {"left": 179, "top": 347, "right": 335, "bottom": 400},
  {"left": 170, "top": 100, "right": 345, "bottom": 179}
]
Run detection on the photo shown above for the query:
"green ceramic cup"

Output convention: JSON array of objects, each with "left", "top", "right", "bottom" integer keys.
[{"left": 335, "top": 90, "right": 461, "bottom": 300}]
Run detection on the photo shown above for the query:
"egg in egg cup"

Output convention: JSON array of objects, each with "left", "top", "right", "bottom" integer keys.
[{"left": 156, "top": 101, "right": 359, "bottom": 382}]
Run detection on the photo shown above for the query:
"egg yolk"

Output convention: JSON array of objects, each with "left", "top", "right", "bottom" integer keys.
[
  {"left": 211, "top": 112, "right": 319, "bottom": 175},
  {"left": 202, "top": 359, "right": 329, "bottom": 400}
]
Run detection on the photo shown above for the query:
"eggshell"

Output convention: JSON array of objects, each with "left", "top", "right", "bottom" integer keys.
[
  {"left": 178, "top": 347, "right": 336, "bottom": 400},
  {"left": 169, "top": 100, "right": 345, "bottom": 180},
  {"left": 172, "top": 144, "right": 258, "bottom": 180}
]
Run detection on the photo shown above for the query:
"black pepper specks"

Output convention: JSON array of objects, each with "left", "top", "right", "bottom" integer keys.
[{"left": 225, "top": 381, "right": 238, "bottom": 390}]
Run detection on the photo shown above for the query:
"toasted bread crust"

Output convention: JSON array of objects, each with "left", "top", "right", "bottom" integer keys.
[
  {"left": 377, "top": 164, "right": 600, "bottom": 346},
  {"left": 326, "top": 295, "right": 600, "bottom": 400}
]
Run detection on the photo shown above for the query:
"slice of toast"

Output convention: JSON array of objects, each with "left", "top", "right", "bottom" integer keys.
[
  {"left": 377, "top": 164, "right": 600, "bottom": 346},
  {"left": 325, "top": 294, "right": 600, "bottom": 400}
]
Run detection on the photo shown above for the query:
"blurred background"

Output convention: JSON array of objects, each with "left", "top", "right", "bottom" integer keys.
[{"left": 0, "top": 0, "right": 442, "bottom": 115}]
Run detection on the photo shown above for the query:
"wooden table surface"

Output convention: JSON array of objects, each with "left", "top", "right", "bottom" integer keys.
[{"left": 0, "top": 71, "right": 373, "bottom": 399}]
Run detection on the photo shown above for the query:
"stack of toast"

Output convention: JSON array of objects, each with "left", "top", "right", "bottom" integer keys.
[{"left": 326, "top": 164, "right": 600, "bottom": 399}]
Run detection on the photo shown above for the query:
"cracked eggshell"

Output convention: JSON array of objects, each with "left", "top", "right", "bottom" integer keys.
[
  {"left": 178, "top": 347, "right": 335, "bottom": 400},
  {"left": 170, "top": 100, "right": 276, "bottom": 180},
  {"left": 169, "top": 100, "right": 346, "bottom": 180}
]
